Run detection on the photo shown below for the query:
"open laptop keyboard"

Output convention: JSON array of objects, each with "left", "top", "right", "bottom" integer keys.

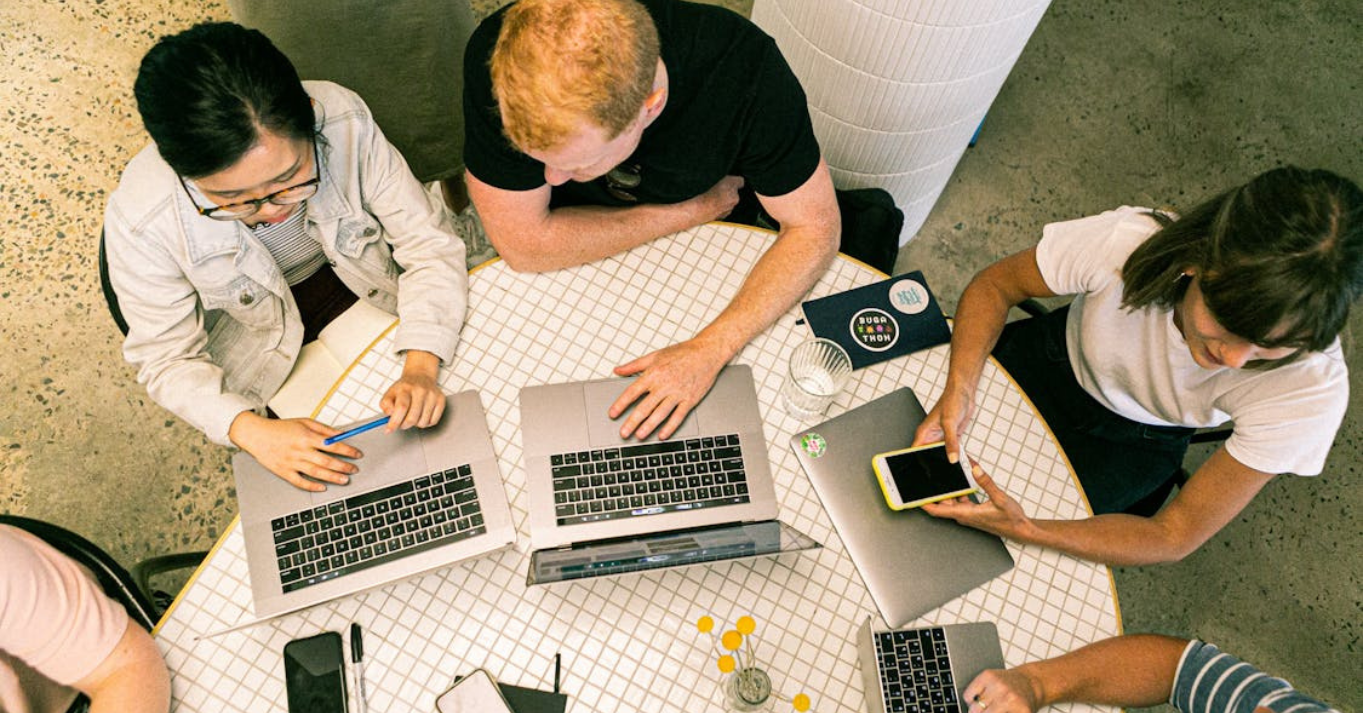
[
  {"left": 551, "top": 434, "right": 751, "bottom": 525},
  {"left": 271, "top": 466, "right": 485, "bottom": 593},
  {"left": 874, "top": 626, "right": 960, "bottom": 713}
]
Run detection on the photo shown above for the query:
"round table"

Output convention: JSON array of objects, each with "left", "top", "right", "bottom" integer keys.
[{"left": 154, "top": 222, "right": 1120, "bottom": 712}]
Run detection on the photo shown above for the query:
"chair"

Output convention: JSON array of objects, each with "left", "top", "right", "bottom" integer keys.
[
  {"left": 97, "top": 229, "right": 130, "bottom": 336},
  {"left": 1008, "top": 299, "right": 1230, "bottom": 517},
  {"left": 0, "top": 515, "right": 204, "bottom": 631}
]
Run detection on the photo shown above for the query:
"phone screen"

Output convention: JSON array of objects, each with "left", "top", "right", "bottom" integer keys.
[
  {"left": 883, "top": 446, "right": 970, "bottom": 504},
  {"left": 283, "top": 631, "right": 348, "bottom": 713}
]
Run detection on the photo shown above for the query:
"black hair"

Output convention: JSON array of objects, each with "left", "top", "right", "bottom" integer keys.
[
  {"left": 1122, "top": 166, "right": 1363, "bottom": 363},
  {"left": 133, "top": 22, "right": 314, "bottom": 178}
]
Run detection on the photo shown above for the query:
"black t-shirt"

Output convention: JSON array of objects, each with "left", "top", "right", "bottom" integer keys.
[{"left": 463, "top": 0, "right": 821, "bottom": 208}]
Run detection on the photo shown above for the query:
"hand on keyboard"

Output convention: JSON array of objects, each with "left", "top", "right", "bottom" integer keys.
[
  {"left": 229, "top": 412, "right": 361, "bottom": 492},
  {"left": 610, "top": 336, "right": 729, "bottom": 440}
]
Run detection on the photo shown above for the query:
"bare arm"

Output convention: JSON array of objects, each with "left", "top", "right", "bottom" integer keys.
[
  {"left": 75, "top": 619, "right": 171, "bottom": 713},
  {"left": 965, "top": 635, "right": 1187, "bottom": 713},
  {"left": 927, "top": 447, "right": 1274, "bottom": 565},
  {"left": 465, "top": 169, "right": 742, "bottom": 272},
  {"left": 913, "top": 247, "right": 1057, "bottom": 458},
  {"left": 611, "top": 158, "right": 841, "bottom": 439}
]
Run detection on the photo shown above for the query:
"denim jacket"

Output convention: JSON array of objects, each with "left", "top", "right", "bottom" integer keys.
[{"left": 104, "top": 81, "right": 468, "bottom": 446}]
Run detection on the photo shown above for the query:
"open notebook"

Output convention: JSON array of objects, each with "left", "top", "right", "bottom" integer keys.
[{"left": 268, "top": 300, "right": 397, "bottom": 418}]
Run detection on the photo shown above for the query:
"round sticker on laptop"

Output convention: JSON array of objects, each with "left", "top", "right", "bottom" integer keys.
[
  {"left": 799, "top": 433, "right": 828, "bottom": 458},
  {"left": 850, "top": 308, "right": 899, "bottom": 352},
  {"left": 889, "top": 278, "right": 931, "bottom": 315}
]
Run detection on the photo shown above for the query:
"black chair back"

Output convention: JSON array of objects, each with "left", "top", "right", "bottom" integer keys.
[{"left": 97, "top": 230, "right": 130, "bottom": 336}]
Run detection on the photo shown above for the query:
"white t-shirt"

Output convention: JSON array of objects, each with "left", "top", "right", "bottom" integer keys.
[
  {"left": 1035, "top": 206, "right": 1349, "bottom": 476},
  {"left": 0, "top": 526, "right": 130, "bottom": 713}
]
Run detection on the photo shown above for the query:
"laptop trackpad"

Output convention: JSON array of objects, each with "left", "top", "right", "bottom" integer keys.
[
  {"left": 582, "top": 377, "right": 701, "bottom": 446},
  {"left": 324, "top": 425, "right": 429, "bottom": 500}
]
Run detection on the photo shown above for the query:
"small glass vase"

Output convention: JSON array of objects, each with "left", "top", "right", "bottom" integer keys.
[{"left": 725, "top": 667, "right": 773, "bottom": 711}]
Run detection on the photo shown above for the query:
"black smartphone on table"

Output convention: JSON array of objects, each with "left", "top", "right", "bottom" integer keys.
[{"left": 284, "top": 631, "right": 348, "bottom": 713}]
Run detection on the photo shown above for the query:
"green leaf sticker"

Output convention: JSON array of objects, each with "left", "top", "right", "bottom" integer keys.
[{"left": 799, "top": 433, "right": 828, "bottom": 458}]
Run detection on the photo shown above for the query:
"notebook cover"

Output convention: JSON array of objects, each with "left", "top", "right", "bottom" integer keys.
[
  {"left": 500, "top": 684, "right": 568, "bottom": 713},
  {"left": 800, "top": 271, "right": 951, "bottom": 369}
]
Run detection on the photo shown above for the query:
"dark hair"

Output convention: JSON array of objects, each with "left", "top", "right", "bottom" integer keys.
[
  {"left": 134, "top": 22, "right": 314, "bottom": 178},
  {"left": 1122, "top": 167, "right": 1363, "bottom": 362}
]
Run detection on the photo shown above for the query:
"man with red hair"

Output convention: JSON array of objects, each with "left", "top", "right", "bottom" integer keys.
[{"left": 463, "top": 0, "right": 840, "bottom": 440}]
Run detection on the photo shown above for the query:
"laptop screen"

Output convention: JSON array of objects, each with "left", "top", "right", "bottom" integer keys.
[{"left": 527, "top": 521, "right": 819, "bottom": 585}]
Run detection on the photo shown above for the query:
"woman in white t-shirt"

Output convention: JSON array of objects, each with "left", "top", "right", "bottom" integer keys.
[{"left": 914, "top": 167, "right": 1361, "bottom": 565}]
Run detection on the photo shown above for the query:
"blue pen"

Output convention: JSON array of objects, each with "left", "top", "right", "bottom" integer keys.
[{"left": 323, "top": 415, "right": 390, "bottom": 446}]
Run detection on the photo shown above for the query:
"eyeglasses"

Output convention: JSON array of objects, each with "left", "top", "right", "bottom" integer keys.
[
  {"left": 180, "top": 141, "right": 321, "bottom": 220},
  {"left": 603, "top": 163, "right": 642, "bottom": 203}
]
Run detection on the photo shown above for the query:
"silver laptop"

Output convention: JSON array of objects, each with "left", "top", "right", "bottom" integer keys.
[
  {"left": 790, "top": 388, "right": 1014, "bottom": 627},
  {"left": 521, "top": 365, "right": 819, "bottom": 581},
  {"left": 856, "top": 618, "right": 1004, "bottom": 713},
  {"left": 232, "top": 390, "right": 515, "bottom": 619}
]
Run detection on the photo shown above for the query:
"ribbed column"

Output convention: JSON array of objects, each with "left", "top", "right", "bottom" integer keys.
[{"left": 753, "top": 0, "right": 1051, "bottom": 243}]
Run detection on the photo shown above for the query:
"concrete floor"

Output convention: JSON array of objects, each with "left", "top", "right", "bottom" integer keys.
[{"left": 1, "top": 0, "right": 1357, "bottom": 710}]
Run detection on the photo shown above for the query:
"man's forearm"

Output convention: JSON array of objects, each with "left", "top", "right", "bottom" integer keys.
[
  {"left": 696, "top": 220, "right": 838, "bottom": 359},
  {"left": 497, "top": 200, "right": 716, "bottom": 272},
  {"left": 1018, "top": 635, "right": 1186, "bottom": 709}
]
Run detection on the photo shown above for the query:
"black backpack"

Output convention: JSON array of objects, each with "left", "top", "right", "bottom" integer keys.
[{"left": 725, "top": 186, "right": 903, "bottom": 275}]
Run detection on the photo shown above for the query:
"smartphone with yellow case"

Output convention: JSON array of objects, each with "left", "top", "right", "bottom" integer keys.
[{"left": 871, "top": 442, "right": 976, "bottom": 510}]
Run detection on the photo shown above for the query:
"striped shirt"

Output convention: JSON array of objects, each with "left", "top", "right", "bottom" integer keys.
[
  {"left": 1172, "top": 640, "right": 1338, "bottom": 713},
  {"left": 252, "top": 203, "right": 326, "bottom": 286}
]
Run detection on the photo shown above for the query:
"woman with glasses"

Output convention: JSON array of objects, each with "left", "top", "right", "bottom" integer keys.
[{"left": 104, "top": 22, "right": 469, "bottom": 492}]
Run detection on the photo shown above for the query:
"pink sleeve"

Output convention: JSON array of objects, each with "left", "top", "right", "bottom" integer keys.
[{"left": 0, "top": 527, "right": 130, "bottom": 685}]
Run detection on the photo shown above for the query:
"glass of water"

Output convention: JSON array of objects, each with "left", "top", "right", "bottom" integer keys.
[{"left": 781, "top": 338, "right": 852, "bottom": 421}]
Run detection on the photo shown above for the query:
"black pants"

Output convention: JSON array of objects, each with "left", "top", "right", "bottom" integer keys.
[
  {"left": 992, "top": 306, "right": 1193, "bottom": 514},
  {"left": 264, "top": 265, "right": 359, "bottom": 420},
  {"left": 292, "top": 263, "right": 359, "bottom": 344}
]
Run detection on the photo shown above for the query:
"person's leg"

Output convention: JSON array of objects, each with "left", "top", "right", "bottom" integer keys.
[{"left": 992, "top": 307, "right": 1192, "bottom": 514}]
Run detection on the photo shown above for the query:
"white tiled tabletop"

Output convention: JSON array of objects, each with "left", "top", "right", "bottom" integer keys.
[{"left": 154, "top": 223, "right": 1120, "bottom": 713}]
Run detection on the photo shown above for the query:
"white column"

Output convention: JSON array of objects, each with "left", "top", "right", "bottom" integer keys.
[{"left": 753, "top": 0, "right": 1052, "bottom": 243}]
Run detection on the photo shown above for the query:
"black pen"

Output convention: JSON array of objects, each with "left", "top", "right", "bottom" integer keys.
[{"left": 350, "top": 623, "right": 369, "bottom": 713}]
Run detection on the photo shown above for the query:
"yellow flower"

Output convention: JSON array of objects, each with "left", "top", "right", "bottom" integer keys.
[
  {"left": 793, "top": 693, "right": 811, "bottom": 711},
  {"left": 721, "top": 630, "right": 743, "bottom": 651},
  {"left": 736, "top": 615, "right": 756, "bottom": 635},
  {"left": 717, "top": 654, "right": 736, "bottom": 673},
  {"left": 697, "top": 615, "right": 714, "bottom": 633}
]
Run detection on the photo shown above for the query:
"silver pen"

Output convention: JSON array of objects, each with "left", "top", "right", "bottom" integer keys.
[{"left": 350, "top": 622, "right": 369, "bottom": 713}]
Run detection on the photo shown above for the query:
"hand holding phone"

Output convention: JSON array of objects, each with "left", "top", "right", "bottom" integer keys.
[
  {"left": 872, "top": 442, "right": 976, "bottom": 510},
  {"left": 284, "top": 631, "right": 348, "bottom": 713}
]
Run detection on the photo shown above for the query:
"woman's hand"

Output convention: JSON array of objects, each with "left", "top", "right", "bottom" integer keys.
[
  {"left": 923, "top": 464, "right": 1034, "bottom": 541},
  {"left": 228, "top": 411, "right": 361, "bottom": 492},
  {"left": 914, "top": 381, "right": 976, "bottom": 459},
  {"left": 382, "top": 350, "right": 446, "bottom": 431}
]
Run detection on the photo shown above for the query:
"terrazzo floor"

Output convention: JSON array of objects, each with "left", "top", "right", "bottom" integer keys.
[{"left": 1, "top": 0, "right": 1358, "bottom": 710}]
